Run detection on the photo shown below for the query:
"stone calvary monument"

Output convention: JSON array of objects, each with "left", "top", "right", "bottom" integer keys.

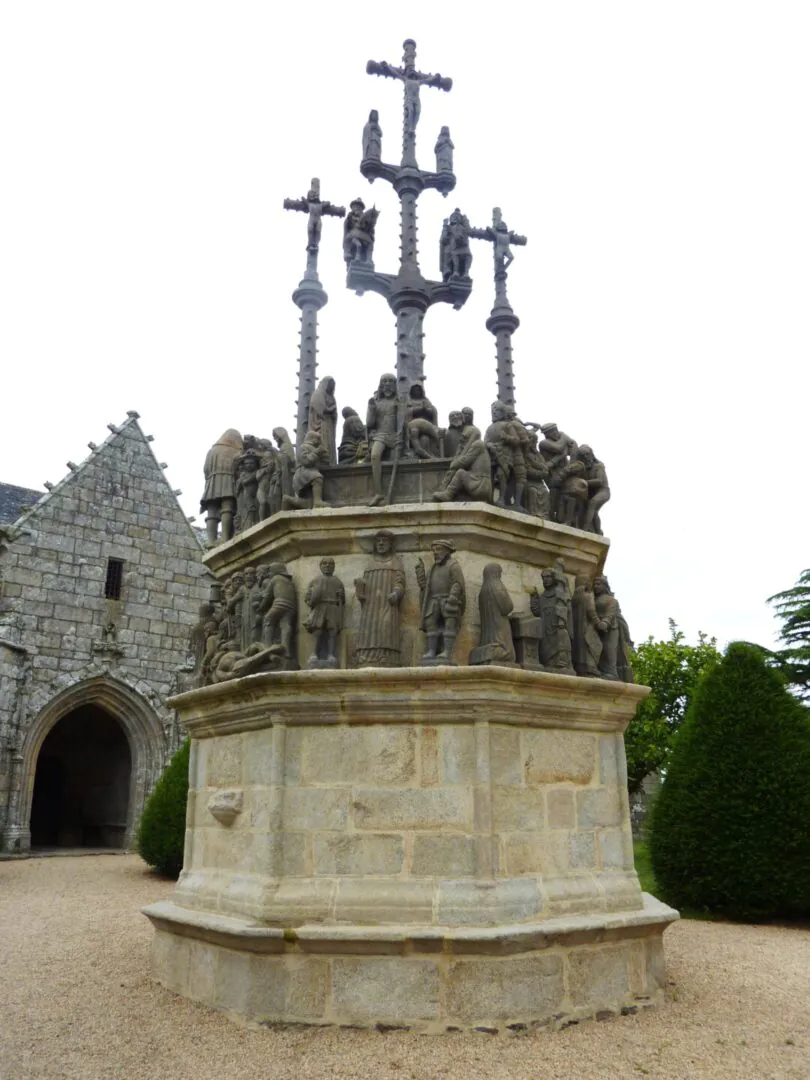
[{"left": 145, "top": 39, "right": 678, "bottom": 1032}]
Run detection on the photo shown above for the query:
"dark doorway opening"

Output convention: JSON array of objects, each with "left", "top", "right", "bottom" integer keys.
[{"left": 30, "top": 705, "right": 132, "bottom": 849}]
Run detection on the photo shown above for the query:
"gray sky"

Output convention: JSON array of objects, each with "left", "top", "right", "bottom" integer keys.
[{"left": 1, "top": 2, "right": 807, "bottom": 649}]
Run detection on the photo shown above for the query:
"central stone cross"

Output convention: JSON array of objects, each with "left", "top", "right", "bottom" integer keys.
[{"left": 347, "top": 38, "right": 473, "bottom": 395}]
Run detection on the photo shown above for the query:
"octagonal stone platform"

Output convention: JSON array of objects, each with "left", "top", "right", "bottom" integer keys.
[{"left": 144, "top": 504, "right": 678, "bottom": 1031}]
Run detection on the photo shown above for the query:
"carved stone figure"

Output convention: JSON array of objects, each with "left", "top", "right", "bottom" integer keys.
[
  {"left": 415, "top": 540, "right": 465, "bottom": 665},
  {"left": 524, "top": 430, "right": 552, "bottom": 517},
  {"left": 530, "top": 561, "right": 575, "bottom": 675},
  {"left": 575, "top": 445, "right": 610, "bottom": 535},
  {"left": 485, "top": 401, "right": 519, "bottom": 507},
  {"left": 240, "top": 565, "right": 260, "bottom": 651},
  {"left": 439, "top": 208, "right": 472, "bottom": 281},
  {"left": 304, "top": 557, "right": 346, "bottom": 668},
  {"left": 362, "top": 109, "right": 382, "bottom": 160},
  {"left": 354, "top": 530, "right": 406, "bottom": 668},
  {"left": 469, "top": 563, "right": 516, "bottom": 666},
  {"left": 505, "top": 407, "right": 530, "bottom": 511},
  {"left": 593, "top": 576, "right": 634, "bottom": 682},
  {"left": 461, "top": 406, "right": 480, "bottom": 441},
  {"left": 308, "top": 376, "right": 338, "bottom": 465},
  {"left": 211, "top": 640, "right": 286, "bottom": 682},
  {"left": 256, "top": 440, "right": 279, "bottom": 520},
  {"left": 234, "top": 448, "right": 261, "bottom": 532},
  {"left": 343, "top": 198, "right": 379, "bottom": 265},
  {"left": 434, "top": 125, "right": 454, "bottom": 172},
  {"left": 338, "top": 407, "right": 369, "bottom": 464},
  {"left": 539, "top": 423, "right": 578, "bottom": 523},
  {"left": 492, "top": 207, "right": 516, "bottom": 272},
  {"left": 200, "top": 615, "right": 222, "bottom": 685},
  {"left": 273, "top": 427, "right": 296, "bottom": 501},
  {"left": 258, "top": 563, "right": 297, "bottom": 667},
  {"left": 283, "top": 430, "right": 330, "bottom": 509},
  {"left": 225, "top": 570, "right": 244, "bottom": 648},
  {"left": 442, "top": 411, "right": 465, "bottom": 458},
  {"left": 432, "top": 429, "right": 493, "bottom": 504},
  {"left": 571, "top": 574, "right": 603, "bottom": 678},
  {"left": 405, "top": 382, "right": 440, "bottom": 458},
  {"left": 201, "top": 428, "right": 242, "bottom": 544},
  {"left": 366, "top": 373, "right": 400, "bottom": 506}
]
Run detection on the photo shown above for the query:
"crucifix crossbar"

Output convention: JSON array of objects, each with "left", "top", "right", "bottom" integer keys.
[
  {"left": 468, "top": 208, "right": 528, "bottom": 409},
  {"left": 283, "top": 177, "right": 346, "bottom": 279},
  {"left": 469, "top": 207, "right": 527, "bottom": 307},
  {"left": 367, "top": 38, "right": 452, "bottom": 167}
]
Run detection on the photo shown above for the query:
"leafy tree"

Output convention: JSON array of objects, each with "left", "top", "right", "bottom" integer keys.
[
  {"left": 648, "top": 642, "right": 810, "bottom": 920},
  {"left": 768, "top": 568, "right": 810, "bottom": 700},
  {"left": 137, "top": 740, "right": 190, "bottom": 878},
  {"left": 624, "top": 620, "right": 720, "bottom": 793}
]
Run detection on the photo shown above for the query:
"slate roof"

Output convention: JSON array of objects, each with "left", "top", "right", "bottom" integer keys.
[{"left": 0, "top": 482, "right": 44, "bottom": 526}]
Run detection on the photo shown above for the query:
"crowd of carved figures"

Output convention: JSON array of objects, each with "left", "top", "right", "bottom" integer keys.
[
  {"left": 191, "top": 531, "right": 633, "bottom": 686},
  {"left": 201, "top": 375, "right": 611, "bottom": 543}
]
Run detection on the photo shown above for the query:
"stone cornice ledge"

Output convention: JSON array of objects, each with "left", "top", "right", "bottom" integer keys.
[
  {"left": 170, "top": 665, "right": 649, "bottom": 737},
  {"left": 143, "top": 893, "right": 678, "bottom": 956},
  {"left": 202, "top": 503, "right": 610, "bottom": 578}
]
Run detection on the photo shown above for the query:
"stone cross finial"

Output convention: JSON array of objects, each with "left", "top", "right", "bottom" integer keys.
[
  {"left": 284, "top": 178, "right": 346, "bottom": 449},
  {"left": 469, "top": 207, "right": 527, "bottom": 308},
  {"left": 469, "top": 208, "right": 528, "bottom": 409},
  {"left": 283, "top": 178, "right": 346, "bottom": 279},
  {"left": 366, "top": 39, "right": 452, "bottom": 167}
]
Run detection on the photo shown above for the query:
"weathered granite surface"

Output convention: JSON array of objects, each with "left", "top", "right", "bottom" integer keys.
[
  {"left": 0, "top": 415, "right": 211, "bottom": 852},
  {"left": 145, "top": 662, "right": 676, "bottom": 1029}
]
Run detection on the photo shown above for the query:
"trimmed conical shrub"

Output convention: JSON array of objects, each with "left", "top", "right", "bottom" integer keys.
[
  {"left": 649, "top": 642, "right": 810, "bottom": 919},
  {"left": 137, "top": 739, "right": 190, "bottom": 878}
]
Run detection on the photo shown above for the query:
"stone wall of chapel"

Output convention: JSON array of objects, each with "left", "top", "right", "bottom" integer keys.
[{"left": 0, "top": 420, "right": 211, "bottom": 848}]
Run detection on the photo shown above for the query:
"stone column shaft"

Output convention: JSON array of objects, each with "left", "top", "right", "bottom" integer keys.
[{"left": 292, "top": 280, "right": 328, "bottom": 449}]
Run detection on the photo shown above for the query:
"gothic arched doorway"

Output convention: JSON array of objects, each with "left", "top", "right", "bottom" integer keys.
[{"left": 30, "top": 704, "right": 133, "bottom": 849}]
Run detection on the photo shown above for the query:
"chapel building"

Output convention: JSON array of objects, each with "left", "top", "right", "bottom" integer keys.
[{"left": 0, "top": 412, "right": 210, "bottom": 853}]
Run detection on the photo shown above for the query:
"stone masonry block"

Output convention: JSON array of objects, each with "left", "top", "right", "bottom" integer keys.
[
  {"left": 546, "top": 788, "right": 576, "bottom": 829},
  {"left": 599, "top": 734, "right": 619, "bottom": 784},
  {"left": 206, "top": 736, "right": 243, "bottom": 787},
  {"left": 314, "top": 833, "right": 404, "bottom": 876},
  {"left": 332, "top": 959, "right": 440, "bottom": 1023},
  {"left": 411, "top": 834, "right": 476, "bottom": 877},
  {"left": 282, "top": 833, "right": 312, "bottom": 876},
  {"left": 300, "top": 725, "right": 416, "bottom": 785},
  {"left": 419, "top": 726, "right": 439, "bottom": 786},
  {"left": 446, "top": 954, "right": 563, "bottom": 1023},
  {"left": 246, "top": 955, "right": 329, "bottom": 1021},
  {"left": 503, "top": 833, "right": 545, "bottom": 876},
  {"left": 524, "top": 729, "right": 596, "bottom": 786},
  {"left": 284, "top": 788, "right": 350, "bottom": 831},
  {"left": 569, "top": 831, "right": 596, "bottom": 869},
  {"left": 577, "top": 787, "right": 623, "bottom": 829},
  {"left": 442, "top": 726, "right": 476, "bottom": 783},
  {"left": 353, "top": 788, "right": 472, "bottom": 831},
  {"left": 492, "top": 785, "right": 545, "bottom": 831},
  {"left": 489, "top": 726, "right": 521, "bottom": 785},
  {"left": 242, "top": 727, "right": 278, "bottom": 787},
  {"left": 598, "top": 829, "right": 629, "bottom": 870},
  {"left": 568, "top": 945, "right": 630, "bottom": 1008}
]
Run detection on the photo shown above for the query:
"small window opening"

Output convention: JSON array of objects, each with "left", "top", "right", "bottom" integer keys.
[{"left": 104, "top": 558, "right": 124, "bottom": 600}]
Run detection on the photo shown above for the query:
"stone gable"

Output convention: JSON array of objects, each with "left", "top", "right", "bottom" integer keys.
[{"left": 0, "top": 413, "right": 211, "bottom": 852}]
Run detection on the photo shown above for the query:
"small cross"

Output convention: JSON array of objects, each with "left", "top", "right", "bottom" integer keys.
[
  {"left": 469, "top": 207, "right": 527, "bottom": 307},
  {"left": 283, "top": 178, "right": 346, "bottom": 278},
  {"left": 366, "top": 39, "right": 452, "bottom": 167}
]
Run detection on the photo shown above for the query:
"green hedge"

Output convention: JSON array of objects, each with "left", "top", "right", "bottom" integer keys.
[
  {"left": 137, "top": 739, "right": 190, "bottom": 878},
  {"left": 649, "top": 642, "right": 810, "bottom": 920}
]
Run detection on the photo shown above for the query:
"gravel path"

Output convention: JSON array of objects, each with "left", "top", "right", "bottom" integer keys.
[{"left": 1, "top": 855, "right": 808, "bottom": 1080}]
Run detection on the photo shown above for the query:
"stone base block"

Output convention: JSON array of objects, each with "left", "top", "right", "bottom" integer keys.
[{"left": 144, "top": 894, "right": 677, "bottom": 1033}]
